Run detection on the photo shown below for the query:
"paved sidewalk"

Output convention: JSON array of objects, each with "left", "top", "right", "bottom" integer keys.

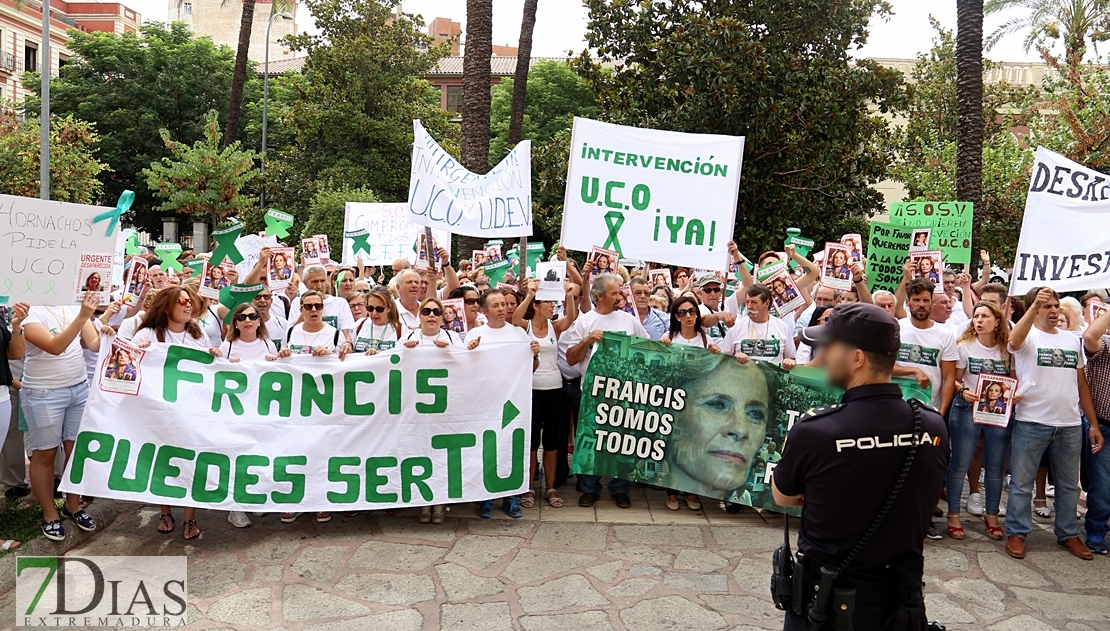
[{"left": 1, "top": 486, "right": 1108, "bottom": 630}]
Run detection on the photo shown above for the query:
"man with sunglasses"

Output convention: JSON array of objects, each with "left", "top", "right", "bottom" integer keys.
[{"left": 697, "top": 275, "right": 735, "bottom": 341}]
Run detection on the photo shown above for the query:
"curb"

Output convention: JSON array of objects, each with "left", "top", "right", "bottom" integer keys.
[{"left": 0, "top": 498, "right": 124, "bottom": 595}]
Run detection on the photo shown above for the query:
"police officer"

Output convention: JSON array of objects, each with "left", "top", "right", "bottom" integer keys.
[{"left": 772, "top": 303, "right": 948, "bottom": 630}]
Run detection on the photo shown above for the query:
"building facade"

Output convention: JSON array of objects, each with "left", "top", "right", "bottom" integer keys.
[{"left": 169, "top": 0, "right": 296, "bottom": 64}]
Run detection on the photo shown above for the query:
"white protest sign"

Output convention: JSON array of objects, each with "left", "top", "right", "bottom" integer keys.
[
  {"left": 343, "top": 202, "right": 450, "bottom": 266},
  {"left": 535, "top": 261, "right": 566, "bottom": 301},
  {"left": 407, "top": 120, "right": 533, "bottom": 238},
  {"left": 0, "top": 194, "right": 119, "bottom": 306},
  {"left": 1011, "top": 147, "right": 1110, "bottom": 295},
  {"left": 62, "top": 342, "right": 533, "bottom": 511},
  {"left": 234, "top": 234, "right": 279, "bottom": 278},
  {"left": 561, "top": 118, "right": 744, "bottom": 270}
]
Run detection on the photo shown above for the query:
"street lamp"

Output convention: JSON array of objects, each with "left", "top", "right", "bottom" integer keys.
[{"left": 261, "top": 9, "right": 294, "bottom": 209}]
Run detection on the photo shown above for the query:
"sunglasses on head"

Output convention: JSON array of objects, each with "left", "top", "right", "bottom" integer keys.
[
  {"left": 303, "top": 303, "right": 324, "bottom": 311},
  {"left": 235, "top": 312, "right": 261, "bottom": 322},
  {"left": 676, "top": 307, "right": 698, "bottom": 317},
  {"left": 420, "top": 307, "right": 443, "bottom": 317},
  {"left": 366, "top": 305, "right": 387, "bottom": 313},
  {"left": 463, "top": 298, "right": 480, "bottom": 305}
]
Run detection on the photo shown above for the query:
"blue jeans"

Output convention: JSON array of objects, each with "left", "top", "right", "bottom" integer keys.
[
  {"left": 1006, "top": 421, "right": 1082, "bottom": 540},
  {"left": 946, "top": 397, "right": 1012, "bottom": 516},
  {"left": 1084, "top": 418, "right": 1110, "bottom": 539},
  {"left": 578, "top": 475, "right": 629, "bottom": 496}
]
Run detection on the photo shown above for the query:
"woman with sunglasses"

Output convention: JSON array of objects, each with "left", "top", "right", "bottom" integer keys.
[
  {"left": 133, "top": 286, "right": 220, "bottom": 540},
  {"left": 277, "top": 291, "right": 345, "bottom": 359},
  {"left": 402, "top": 297, "right": 461, "bottom": 348},
  {"left": 353, "top": 289, "right": 402, "bottom": 353},
  {"left": 447, "top": 286, "right": 485, "bottom": 330},
  {"left": 659, "top": 294, "right": 721, "bottom": 512}
]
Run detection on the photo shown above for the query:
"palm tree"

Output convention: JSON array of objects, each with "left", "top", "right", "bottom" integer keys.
[
  {"left": 459, "top": 0, "right": 494, "bottom": 260},
  {"left": 223, "top": 0, "right": 293, "bottom": 147},
  {"left": 507, "top": 0, "right": 538, "bottom": 148},
  {"left": 957, "top": 0, "right": 985, "bottom": 257},
  {"left": 984, "top": 0, "right": 1110, "bottom": 70}
]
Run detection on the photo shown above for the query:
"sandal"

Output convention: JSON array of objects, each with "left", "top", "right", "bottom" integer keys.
[
  {"left": 0, "top": 539, "right": 19, "bottom": 551},
  {"left": 546, "top": 489, "right": 563, "bottom": 508},
  {"left": 182, "top": 519, "right": 201, "bottom": 541},
  {"left": 947, "top": 522, "right": 965, "bottom": 540},
  {"left": 157, "top": 513, "right": 174, "bottom": 534},
  {"left": 521, "top": 491, "right": 536, "bottom": 509},
  {"left": 1034, "top": 499, "right": 1052, "bottom": 518},
  {"left": 983, "top": 516, "right": 1004, "bottom": 540}
]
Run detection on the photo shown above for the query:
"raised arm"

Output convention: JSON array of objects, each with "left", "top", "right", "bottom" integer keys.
[
  {"left": 514, "top": 279, "right": 536, "bottom": 329},
  {"left": 439, "top": 247, "right": 460, "bottom": 295},
  {"left": 244, "top": 247, "right": 271, "bottom": 285},
  {"left": 893, "top": 258, "right": 913, "bottom": 320},
  {"left": 6, "top": 303, "right": 28, "bottom": 359},
  {"left": 1083, "top": 305, "right": 1110, "bottom": 355},
  {"left": 851, "top": 263, "right": 872, "bottom": 304},
  {"left": 555, "top": 281, "right": 580, "bottom": 334},
  {"left": 971, "top": 250, "right": 991, "bottom": 295},
  {"left": 788, "top": 244, "right": 821, "bottom": 292},
  {"left": 1010, "top": 288, "right": 1051, "bottom": 351}
]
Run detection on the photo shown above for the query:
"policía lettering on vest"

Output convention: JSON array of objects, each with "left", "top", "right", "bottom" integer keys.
[{"left": 834, "top": 432, "right": 939, "bottom": 453}]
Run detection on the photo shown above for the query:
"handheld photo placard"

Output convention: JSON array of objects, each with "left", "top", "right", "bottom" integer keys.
[
  {"left": 301, "top": 238, "right": 321, "bottom": 266},
  {"left": 841, "top": 233, "right": 863, "bottom": 264},
  {"left": 973, "top": 375, "right": 1017, "bottom": 428},
  {"left": 619, "top": 284, "right": 640, "bottom": 320},
  {"left": 910, "top": 228, "right": 932, "bottom": 253},
  {"left": 268, "top": 247, "right": 296, "bottom": 291},
  {"left": 649, "top": 268, "right": 672, "bottom": 288},
  {"left": 313, "top": 234, "right": 331, "bottom": 263},
  {"left": 589, "top": 246, "right": 619, "bottom": 278},
  {"left": 764, "top": 268, "right": 805, "bottom": 317},
  {"left": 820, "top": 242, "right": 853, "bottom": 292},
  {"left": 535, "top": 261, "right": 567, "bottom": 301},
  {"left": 122, "top": 257, "right": 148, "bottom": 307},
  {"left": 99, "top": 336, "right": 146, "bottom": 396},
  {"left": 74, "top": 252, "right": 114, "bottom": 305},
  {"left": 910, "top": 250, "right": 945, "bottom": 293},
  {"left": 441, "top": 298, "right": 468, "bottom": 335},
  {"left": 199, "top": 260, "right": 234, "bottom": 300}
]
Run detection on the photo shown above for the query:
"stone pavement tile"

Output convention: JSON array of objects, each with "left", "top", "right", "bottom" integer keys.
[
  {"left": 467, "top": 519, "right": 538, "bottom": 536},
  {"left": 1065, "top": 623, "right": 1100, "bottom": 631},
  {"left": 530, "top": 522, "right": 609, "bottom": 551},
  {"left": 651, "top": 509, "right": 711, "bottom": 524},
  {"left": 245, "top": 531, "right": 305, "bottom": 563},
  {"left": 69, "top": 532, "right": 146, "bottom": 556},
  {"left": 251, "top": 564, "right": 284, "bottom": 584},
  {"left": 663, "top": 572, "right": 728, "bottom": 593},
  {"left": 516, "top": 573, "right": 610, "bottom": 613},
  {"left": 281, "top": 583, "right": 372, "bottom": 621},
  {"left": 701, "top": 594, "right": 780, "bottom": 622},
  {"left": 619, "top": 595, "right": 728, "bottom": 631},
  {"left": 709, "top": 523, "right": 783, "bottom": 549},
  {"left": 377, "top": 515, "right": 460, "bottom": 542},
  {"left": 347, "top": 540, "right": 446, "bottom": 571},
  {"left": 435, "top": 562, "right": 506, "bottom": 602},
  {"left": 924, "top": 593, "right": 977, "bottom": 624},
  {"left": 605, "top": 545, "right": 675, "bottom": 567},
  {"left": 1026, "top": 550, "right": 1109, "bottom": 590},
  {"left": 520, "top": 610, "right": 614, "bottom": 631},
  {"left": 607, "top": 577, "right": 657, "bottom": 597},
  {"left": 538, "top": 503, "right": 598, "bottom": 522},
  {"left": 205, "top": 586, "right": 273, "bottom": 626},
  {"left": 311, "top": 513, "right": 379, "bottom": 543},
  {"left": 673, "top": 549, "right": 728, "bottom": 572},
  {"left": 923, "top": 545, "right": 971, "bottom": 573},
  {"left": 289, "top": 545, "right": 348, "bottom": 582},
  {"left": 503, "top": 549, "right": 596, "bottom": 584},
  {"left": 613, "top": 525, "right": 705, "bottom": 547},
  {"left": 444, "top": 535, "right": 524, "bottom": 570},
  {"left": 732, "top": 557, "right": 773, "bottom": 593},
  {"left": 595, "top": 503, "right": 654, "bottom": 524},
  {"left": 987, "top": 615, "right": 1064, "bottom": 631},
  {"left": 1011, "top": 587, "right": 1110, "bottom": 622},
  {"left": 629, "top": 564, "right": 662, "bottom": 576},
  {"left": 334, "top": 572, "right": 437, "bottom": 605},
  {"left": 189, "top": 552, "right": 245, "bottom": 599},
  {"left": 942, "top": 577, "right": 1007, "bottom": 616},
  {"left": 302, "top": 609, "right": 424, "bottom": 631},
  {"left": 976, "top": 551, "right": 1052, "bottom": 587},
  {"left": 441, "top": 602, "right": 515, "bottom": 631},
  {"left": 586, "top": 560, "right": 623, "bottom": 583}
]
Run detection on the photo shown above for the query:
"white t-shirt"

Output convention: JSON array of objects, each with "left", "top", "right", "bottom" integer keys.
[
  {"left": 394, "top": 300, "right": 423, "bottom": 336},
  {"left": 562, "top": 309, "right": 649, "bottom": 372},
  {"left": 118, "top": 312, "right": 144, "bottom": 340},
  {"left": 956, "top": 338, "right": 1010, "bottom": 392},
  {"left": 219, "top": 337, "right": 277, "bottom": 362},
  {"left": 528, "top": 321, "right": 562, "bottom": 391},
  {"left": 351, "top": 319, "right": 399, "bottom": 353},
  {"left": 1010, "top": 326, "right": 1085, "bottom": 427},
  {"left": 699, "top": 303, "right": 730, "bottom": 340},
  {"left": 131, "top": 327, "right": 209, "bottom": 349},
  {"left": 722, "top": 316, "right": 796, "bottom": 363},
  {"left": 465, "top": 322, "right": 530, "bottom": 345},
  {"left": 22, "top": 306, "right": 89, "bottom": 390},
  {"left": 403, "top": 329, "right": 462, "bottom": 346},
  {"left": 290, "top": 295, "right": 355, "bottom": 335},
  {"left": 949, "top": 306, "right": 970, "bottom": 332},
  {"left": 197, "top": 306, "right": 225, "bottom": 348},
  {"left": 262, "top": 312, "right": 288, "bottom": 348},
  {"left": 284, "top": 323, "right": 339, "bottom": 355},
  {"left": 897, "top": 319, "right": 959, "bottom": 408},
  {"left": 669, "top": 330, "right": 713, "bottom": 348}
]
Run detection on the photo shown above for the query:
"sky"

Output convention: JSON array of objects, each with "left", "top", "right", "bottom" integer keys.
[{"left": 125, "top": 0, "right": 1046, "bottom": 64}]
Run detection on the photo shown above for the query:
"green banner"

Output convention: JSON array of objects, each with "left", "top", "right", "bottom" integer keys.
[
  {"left": 889, "top": 201, "right": 974, "bottom": 264},
  {"left": 571, "top": 333, "right": 931, "bottom": 514},
  {"left": 866, "top": 221, "right": 913, "bottom": 294}
]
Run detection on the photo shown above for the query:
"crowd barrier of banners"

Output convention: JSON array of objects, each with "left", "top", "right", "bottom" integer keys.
[
  {"left": 571, "top": 333, "right": 933, "bottom": 514},
  {"left": 60, "top": 343, "right": 533, "bottom": 511},
  {"left": 1011, "top": 146, "right": 1110, "bottom": 295}
]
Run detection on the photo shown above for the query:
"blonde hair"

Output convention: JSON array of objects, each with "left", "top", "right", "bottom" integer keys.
[
  {"left": 1060, "top": 296, "right": 1083, "bottom": 330},
  {"left": 957, "top": 301, "right": 1011, "bottom": 367}
]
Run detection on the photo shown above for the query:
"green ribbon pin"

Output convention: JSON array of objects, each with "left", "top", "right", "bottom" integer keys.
[
  {"left": 218, "top": 283, "right": 264, "bottom": 324},
  {"left": 209, "top": 223, "right": 245, "bottom": 267},
  {"left": 153, "top": 243, "right": 183, "bottom": 273},
  {"left": 345, "top": 229, "right": 372, "bottom": 259},
  {"left": 264, "top": 209, "right": 295, "bottom": 239},
  {"left": 602, "top": 211, "right": 625, "bottom": 255},
  {"left": 92, "top": 190, "right": 134, "bottom": 237}
]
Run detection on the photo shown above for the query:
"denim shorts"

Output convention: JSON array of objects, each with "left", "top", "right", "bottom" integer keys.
[{"left": 20, "top": 381, "right": 89, "bottom": 452}]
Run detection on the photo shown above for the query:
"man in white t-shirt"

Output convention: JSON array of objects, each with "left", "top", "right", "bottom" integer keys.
[
  {"left": 893, "top": 277, "right": 957, "bottom": 414},
  {"left": 1004, "top": 286, "right": 1103, "bottom": 561},
  {"left": 723, "top": 284, "right": 796, "bottom": 368},
  {"left": 564, "top": 274, "right": 648, "bottom": 509},
  {"left": 695, "top": 275, "right": 734, "bottom": 341},
  {"left": 393, "top": 270, "right": 425, "bottom": 335},
  {"left": 289, "top": 265, "right": 354, "bottom": 343}
]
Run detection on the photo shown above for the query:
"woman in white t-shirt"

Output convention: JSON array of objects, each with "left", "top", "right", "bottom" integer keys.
[
  {"left": 402, "top": 298, "right": 462, "bottom": 348},
  {"left": 514, "top": 278, "right": 579, "bottom": 509},
  {"left": 946, "top": 301, "right": 1015, "bottom": 541},
  {"left": 184, "top": 278, "right": 226, "bottom": 347},
  {"left": 660, "top": 295, "right": 721, "bottom": 512},
  {"left": 351, "top": 289, "right": 401, "bottom": 354},
  {"left": 219, "top": 303, "right": 278, "bottom": 363},
  {"left": 133, "top": 286, "right": 219, "bottom": 541},
  {"left": 277, "top": 291, "right": 349, "bottom": 359}
]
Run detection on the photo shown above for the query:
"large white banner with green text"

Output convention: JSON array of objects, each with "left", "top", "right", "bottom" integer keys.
[
  {"left": 561, "top": 118, "right": 745, "bottom": 270},
  {"left": 60, "top": 343, "right": 533, "bottom": 510}
]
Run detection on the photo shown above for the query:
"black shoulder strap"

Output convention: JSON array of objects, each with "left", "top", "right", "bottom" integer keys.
[
  {"left": 286, "top": 326, "right": 294, "bottom": 343},
  {"left": 333, "top": 329, "right": 341, "bottom": 347}
]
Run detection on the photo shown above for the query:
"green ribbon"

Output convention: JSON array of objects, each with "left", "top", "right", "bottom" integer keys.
[
  {"left": 184, "top": 258, "right": 206, "bottom": 278},
  {"left": 218, "top": 283, "right": 264, "bottom": 324},
  {"left": 124, "top": 230, "right": 141, "bottom": 256},
  {"left": 153, "top": 243, "right": 183, "bottom": 273},
  {"left": 92, "top": 190, "right": 133, "bottom": 237},
  {"left": 602, "top": 211, "right": 625, "bottom": 255},
  {"left": 346, "top": 229, "right": 372, "bottom": 259},
  {"left": 264, "top": 209, "right": 294, "bottom": 239},
  {"left": 209, "top": 223, "right": 245, "bottom": 267}
]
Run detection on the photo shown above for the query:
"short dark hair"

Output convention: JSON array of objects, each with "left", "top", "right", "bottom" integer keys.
[
  {"left": 1023, "top": 286, "right": 1059, "bottom": 311},
  {"left": 448, "top": 286, "right": 479, "bottom": 300},
  {"left": 906, "top": 277, "right": 935, "bottom": 297},
  {"left": 980, "top": 283, "right": 1008, "bottom": 301},
  {"left": 479, "top": 288, "right": 504, "bottom": 309},
  {"left": 865, "top": 350, "right": 897, "bottom": 376},
  {"left": 628, "top": 277, "right": 649, "bottom": 290},
  {"left": 746, "top": 283, "right": 772, "bottom": 303}
]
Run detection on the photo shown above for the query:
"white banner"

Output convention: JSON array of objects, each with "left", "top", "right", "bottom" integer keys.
[
  {"left": 343, "top": 202, "right": 451, "bottom": 266},
  {"left": 407, "top": 120, "right": 533, "bottom": 238},
  {"left": 561, "top": 118, "right": 745, "bottom": 270},
  {"left": 61, "top": 342, "right": 533, "bottom": 511},
  {"left": 1011, "top": 147, "right": 1110, "bottom": 295},
  {"left": 0, "top": 194, "right": 119, "bottom": 306}
]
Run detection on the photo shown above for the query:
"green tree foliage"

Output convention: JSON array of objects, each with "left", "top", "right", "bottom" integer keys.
[
  {"left": 264, "top": 0, "right": 456, "bottom": 221},
  {"left": 1030, "top": 56, "right": 1110, "bottom": 171},
  {"left": 489, "top": 60, "right": 600, "bottom": 162},
  {"left": 142, "top": 111, "right": 260, "bottom": 225},
  {"left": 23, "top": 22, "right": 258, "bottom": 232},
  {"left": 574, "top": 0, "right": 905, "bottom": 255},
  {"left": 301, "top": 186, "right": 379, "bottom": 257},
  {"left": 0, "top": 108, "right": 108, "bottom": 203}
]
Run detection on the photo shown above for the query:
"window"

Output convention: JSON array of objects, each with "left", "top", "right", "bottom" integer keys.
[
  {"left": 446, "top": 85, "right": 463, "bottom": 114},
  {"left": 183, "top": 2, "right": 192, "bottom": 15},
  {"left": 24, "top": 43, "right": 37, "bottom": 73}
]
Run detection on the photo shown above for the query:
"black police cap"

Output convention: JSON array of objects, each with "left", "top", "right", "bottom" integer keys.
[{"left": 800, "top": 302, "right": 900, "bottom": 355}]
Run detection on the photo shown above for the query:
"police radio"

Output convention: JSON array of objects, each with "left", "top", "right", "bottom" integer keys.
[{"left": 770, "top": 513, "right": 794, "bottom": 610}]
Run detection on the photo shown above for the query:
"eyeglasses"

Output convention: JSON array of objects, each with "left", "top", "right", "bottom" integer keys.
[
  {"left": 701, "top": 286, "right": 722, "bottom": 294},
  {"left": 366, "top": 305, "right": 387, "bottom": 313},
  {"left": 360, "top": 289, "right": 372, "bottom": 294},
  {"left": 176, "top": 298, "right": 192, "bottom": 307},
  {"left": 255, "top": 294, "right": 272, "bottom": 301},
  {"left": 676, "top": 308, "right": 698, "bottom": 317},
  {"left": 235, "top": 312, "right": 261, "bottom": 322},
  {"left": 349, "top": 302, "right": 366, "bottom": 309},
  {"left": 302, "top": 303, "right": 324, "bottom": 311},
  {"left": 420, "top": 307, "right": 443, "bottom": 317},
  {"left": 463, "top": 298, "right": 480, "bottom": 305}
]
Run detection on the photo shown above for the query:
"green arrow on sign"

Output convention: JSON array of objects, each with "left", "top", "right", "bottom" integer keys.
[{"left": 502, "top": 400, "right": 520, "bottom": 429}]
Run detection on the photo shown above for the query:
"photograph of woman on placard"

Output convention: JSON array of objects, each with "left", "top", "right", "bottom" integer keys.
[
  {"left": 972, "top": 374, "right": 1017, "bottom": 428},
  {"left": 841, "top": 234, "right": 862, "bottom": 262},
  {"left": 910, "top": 228, "right": 932, "bottom": 253},
  {"left": 911, "top": 251, "right": 944, "bottom": 292}
]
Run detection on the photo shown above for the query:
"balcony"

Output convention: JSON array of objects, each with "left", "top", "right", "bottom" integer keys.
[{"left": 0, "top": 52, "right": 14, "bottom": 74}]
